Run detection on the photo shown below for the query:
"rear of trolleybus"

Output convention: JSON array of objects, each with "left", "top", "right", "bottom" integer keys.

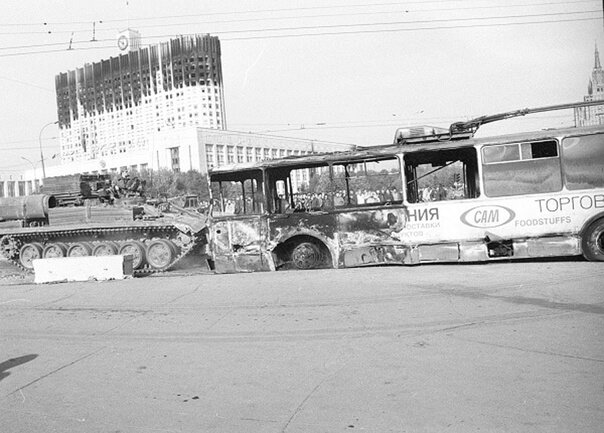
[
  {"left": 396, "top": 124, "right": 604, "bottom": 264},
  {"left": 559, "top": 129, "right": 604, "bottom": 262},
  {"left": 476, "top": 128, "right": 604, "bottom": 262}
]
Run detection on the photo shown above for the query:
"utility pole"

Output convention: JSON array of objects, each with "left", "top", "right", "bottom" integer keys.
[
  {"left": 21, "top": 157, "right": 37, "bottom": 193},
  {"left": 38, "top": 121, "right": 58, "bottom": 180}
]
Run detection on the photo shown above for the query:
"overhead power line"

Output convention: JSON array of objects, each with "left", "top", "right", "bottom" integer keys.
[
  {"left": 0, "top": 0, "right": 595, "bottom": 35},
  {"left": 119, "top": 0, "right": 602, "bottom": 31},
  {"left": 0, "top": 0, "right": 596, "bottom": 27},
  {"left": 0, "top": 75, "right": 54, "bottom": 92},
  {"left": 0, "top": 1, "right": 436, "bottom": 26},
  {"left": 189, "top": 9, "right": 603, "bottom": 36},
  {"left": 221, "top": 15, "right": 599, "bottom": 41},
  {"left": 251, "top": 113, "right": 575, "bottom": 133},
  {"left": 0, "top": 140, "right": 57, "bottom": 149},
  {"left": 0, "top": 10, "right": 598, "bottom": 56},
  {"left": 96, "top": 0, "right": 604, "bottom": 23},
  {"left": 0, "top": 112, "right": 576, "bottom": 153}
]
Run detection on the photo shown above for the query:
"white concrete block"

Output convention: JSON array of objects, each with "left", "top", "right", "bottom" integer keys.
[{"left": 33, "top": 255, "right": 134, "bottom": 284}]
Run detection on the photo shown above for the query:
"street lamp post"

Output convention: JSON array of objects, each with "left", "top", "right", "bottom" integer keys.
[
  {"left": 21, "top": 157, "right": 38, "bottom": 193},
  {"left": 38, "top": 121, "right": 58, "bottom": 180}
]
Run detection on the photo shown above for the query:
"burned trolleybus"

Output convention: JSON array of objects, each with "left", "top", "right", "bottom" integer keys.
[{"left": 207, "top": 103, "right": 604, "bottom": 273}]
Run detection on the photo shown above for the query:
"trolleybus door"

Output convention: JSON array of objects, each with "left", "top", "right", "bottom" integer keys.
[{"left": 209, "top": 173, "right": 272, "bottom": 273}]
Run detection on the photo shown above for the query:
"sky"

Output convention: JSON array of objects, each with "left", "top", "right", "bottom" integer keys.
[{"left": 0, "top": 0, "right": 602, "bottom": 177}]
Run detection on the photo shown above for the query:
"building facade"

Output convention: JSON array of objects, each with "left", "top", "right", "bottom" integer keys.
[
  {"left": 55, "top": 34, "right": 226, "bottom": 164},
  {"left": 45, "top": 128, "right": 353, "bottom": 177},
  {"left": 6, "top": 128, "right": 355, "bottom": 197},
  {"left": 575, "top": 45, "right": 604, "bottom": 126},
  {"left": 3, "top": 32, "right": 356, "bottom": 197}
]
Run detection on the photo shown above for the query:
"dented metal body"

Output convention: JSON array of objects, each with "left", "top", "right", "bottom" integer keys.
[
  {"left": 208, "top": 123, "right": 604, "bottom": 272},
  {"left": 211, "top": 207, "right": 409, "bottom": 273}
]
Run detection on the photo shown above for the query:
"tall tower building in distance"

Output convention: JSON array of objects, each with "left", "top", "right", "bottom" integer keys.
[
  {"left": 55, "top": 34, "right": 226, "bottom": 163},
  {"left": 575, "top": 44, "right": 604, "bottom": 126}
]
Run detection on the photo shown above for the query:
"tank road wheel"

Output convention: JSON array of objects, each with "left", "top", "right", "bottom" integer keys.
[
  {"left": 67, "top": 242, "right": 92, "bottom": 257},
  {"left": 93, "top": 242, "right": 118, "bottom": 257},
  {"left": 118, "top": 241, "right": 146, "bottom": 270},
  {"left": 291, "top": 241, "right": 326, "bottom": 270},
  {"left": 146, "top": 240, "right": 177, "bottom": 271},
  {"left": 582, "top": 218, "right": 604, "bottom": 261},
  {"left": 0, "top": 235, "right": 21, "bottom": 259},
  {"left": 19, "top": 243, "right": 43, "bottom": 270},
  {"left": 43, "top": 243, "right": 67, "bottom": 259}
]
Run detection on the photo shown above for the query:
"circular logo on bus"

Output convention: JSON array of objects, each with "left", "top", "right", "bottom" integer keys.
[{"left": 460, "top": 205, "right": 515, "bottom": 228}]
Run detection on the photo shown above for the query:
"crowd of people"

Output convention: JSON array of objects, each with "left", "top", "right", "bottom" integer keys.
[
  {"left": 211, "top": 182, "right": 468, "bottom": 216},
  {"left": 285, "top": 186, "right": 404, "bottom": 213},
  {"left": 418, "top": 182, "right": 466, "bottom": 202}
]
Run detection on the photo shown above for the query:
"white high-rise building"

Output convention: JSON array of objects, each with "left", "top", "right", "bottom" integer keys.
[{"left": 55, "top": 34, "right": 226, "bottom": 163}]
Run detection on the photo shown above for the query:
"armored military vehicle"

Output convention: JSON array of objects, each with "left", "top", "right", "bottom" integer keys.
[{"left": 0, "top": 193, "right": 208, "bottom": 275}]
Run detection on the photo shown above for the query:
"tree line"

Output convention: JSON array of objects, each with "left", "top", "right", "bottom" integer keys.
[
  {"left": 136, "top": 169, "right": 210, "bottom": 200},
  {"left": 132, "top": 165, "right": 461, "bottom": 201}
]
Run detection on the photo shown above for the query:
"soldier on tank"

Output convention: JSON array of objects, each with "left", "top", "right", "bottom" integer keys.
[{"left": 97, "top": 179, "right": 115, "bottom": 205}]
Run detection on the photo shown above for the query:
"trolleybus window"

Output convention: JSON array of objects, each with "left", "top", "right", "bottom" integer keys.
[
  {"left": 268, "top": 164, "right": 332, "bottom": 213},
  {"left": 211, "top": 170, "right": 264, "bottom": 216},
  {"left": 482, "top": 143, "right": 520, "bottom": 163},
  {"left": 561, "top": 134, "right": 604, "bottom": 190},
  {"left": 481, "top": 140, "right": 562, "bottom": 197},
  {"left": 404, "top": 147, "right": 479, "bottom": 203},
  {"left": 268, "top": 157, "right": 402, "bottom": 213},
  {"left": 342, "top": 158, "right": 402, "bottom": 206}
]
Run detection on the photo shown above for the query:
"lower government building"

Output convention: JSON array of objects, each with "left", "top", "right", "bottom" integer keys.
[{"left": 1, "top": 128, "right": 355, "bottom": 197}]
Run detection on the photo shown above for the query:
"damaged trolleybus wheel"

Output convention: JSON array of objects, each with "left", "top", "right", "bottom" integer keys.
[
  {"left": 291, "top": 241, "right": 327, "bottom": 270},
  {"left": 582, "top": 218, "right": 604, "bottom": 261}
]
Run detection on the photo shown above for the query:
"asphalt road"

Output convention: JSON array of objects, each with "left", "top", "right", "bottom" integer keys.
[{"left": 1, "top": 260, "right": 603, "bottom": 432}]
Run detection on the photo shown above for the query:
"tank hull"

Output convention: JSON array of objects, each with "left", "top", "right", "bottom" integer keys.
[{"left": 0, "top": 195, "right": 208, "bottom": 276}]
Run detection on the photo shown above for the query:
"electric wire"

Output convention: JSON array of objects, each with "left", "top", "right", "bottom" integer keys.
[
  {"left": 0, "top": 13, "right": 598, "bottom": 57},
  {"left": 0, "top": 75, "right": 54, "bottom": 92},
  {"left": 0, "top": 112, "right": 577, "bottom": 155},
  {"left": 222, "top": 15, "right": 600, "bottom": 40},
  {"left": 0, "top": 0, "right": 594, "bottom": 35},
  {"left": 0, "top": 0, "right": 596, "bottom": 27}
]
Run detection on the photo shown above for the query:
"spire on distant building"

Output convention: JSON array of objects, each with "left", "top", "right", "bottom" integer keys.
[
  {"left": 587, "top": 43, "right": 604, "bottom": 96},
  {"left": 576, "top": 43, "right": 604, "bottom": 126}
]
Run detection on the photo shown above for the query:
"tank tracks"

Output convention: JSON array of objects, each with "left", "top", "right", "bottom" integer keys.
[{"left": 0, "top": 225, "right": 202, "bottom": 277}]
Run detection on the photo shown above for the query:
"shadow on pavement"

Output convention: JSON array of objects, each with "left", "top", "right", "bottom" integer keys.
[{"left": 0, "top": 354, "right": 38, "bottom": 381}]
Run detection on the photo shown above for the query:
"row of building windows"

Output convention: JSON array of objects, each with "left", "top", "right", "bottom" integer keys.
[
  {"left": 205, "top": 144, "right": 311, "bottom": 168},
  {"left": 80, "top": 163, "right": 150, "bottom": 177},
  {"left": 0, "top": 180, "right": 40, "bottom": 197}
]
